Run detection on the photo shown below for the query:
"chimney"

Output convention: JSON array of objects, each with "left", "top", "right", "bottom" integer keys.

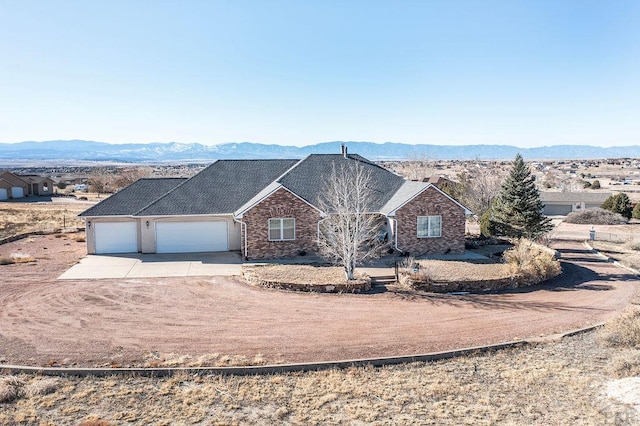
[{"left": 341, "top": 144, "right": 348, "bottom": 158}]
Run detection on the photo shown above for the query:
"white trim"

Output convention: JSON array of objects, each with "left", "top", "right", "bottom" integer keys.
[
  {"left": 268, "top": 218, "right": 296, "bottom": 241},
  {"left": 417, "top": 215, "right": 442, "bottom": 238},
  {"left": 235, "top": 185, "right": 325, "bottom": 218}
]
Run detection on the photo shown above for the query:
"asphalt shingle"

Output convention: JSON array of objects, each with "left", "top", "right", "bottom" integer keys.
[
  {"left": 79, "top": 178, "right": 186, "bottom": 217},
  {"left": 278, "top": 154, "right": 405, "bottom": 211},
  {"left": 136, "top": 159, "right": 299, "bottom": 215}
]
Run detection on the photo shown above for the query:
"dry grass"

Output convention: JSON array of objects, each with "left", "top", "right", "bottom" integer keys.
[
  {"left": 244, "top": 264, "right": 366, "bottom": 285},
  {"left": 504, "top": 239, "right": 562, "bottom": 285},
  {"left": 141, "top": 352, "right": 268, "bottom": 368},
  {"left": 590, "top": 240, "right": 640, "bottom": 270},
  {"left": 600, "top": 305, "right": 640, "bottom": 349},
  {"left": 9, "top": 253, "right": 36, "bottom": 263},
  {"left": 1, "top": 331, "right": 637, "bottom": 424},
  {"left": 0, "top": 202, "right": 86, "bottom": 240}
]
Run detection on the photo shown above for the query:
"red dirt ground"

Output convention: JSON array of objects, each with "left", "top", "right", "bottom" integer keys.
[{"left": 0, "top": 234, "right": 638, "bottom": 367}]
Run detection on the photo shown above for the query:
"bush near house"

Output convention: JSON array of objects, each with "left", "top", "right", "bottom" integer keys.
[
  {"left": 564, "top": 208, "right": 628, "bottom": 225},
  {"left": 397, "top": 240, "right": 560, "bottom": 292}
]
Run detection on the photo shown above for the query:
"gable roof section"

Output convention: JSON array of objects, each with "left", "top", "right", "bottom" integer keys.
[
  {"left": 381, "top": 181, "right": 473, "bottom": 216},
  {"left": 277, "top": 154, "right": 405, "bottom": 211},
  {"left": 136, "top": 159, "right": 299, "bottom": 216},
  {"left": 79, "top": 178, "right": 186, "bottom": 217},
  {"left": 0, "top": 171, "right": 28, "bottom": 186}
]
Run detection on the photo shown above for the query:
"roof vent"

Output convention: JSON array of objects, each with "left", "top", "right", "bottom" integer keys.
[{"left": 341, "top": 144, "right": 348, "bottom": 158}]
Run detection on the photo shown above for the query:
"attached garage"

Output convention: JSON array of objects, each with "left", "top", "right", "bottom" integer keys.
[
  {"left": 94, "top": 221, "right": 138, "bottom": 254},
  {"left": 11, "top": 187, "right": 24, "bottom": 198},
  {"left": 0, "top": 188, "right": 7, "bottom": 200},
  {"left": 156, "top": 221, "right": 228, "bottom": 253}
]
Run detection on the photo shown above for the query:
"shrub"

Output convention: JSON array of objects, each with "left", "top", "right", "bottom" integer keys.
[
  {"left": 10, "top": 253, "right": 36, "bottom": 263},
  {"left": 503, "top": 239, "right": 561, "bottom": 285},
  {"left": 609, "top": 350, "right": 640, "bottom": 378},
  {"left": 582, "top": 181, "right": 592, "bottom": 189},
  {"left": 564, "top": 208, "right": 628, "bottom": 225},
  {"left": 0, "top": 376, "right": 25, "bottom": 403},
  {"left": 397, "top": 257, "right": 432, "bottom": 287},
  {"left": 591, "top": 180, "right": 601, "bottom": 189},
  {"left": 602, "top": 193, "right": 632, "bottom": 219},
  {"left": 633, "top": 203, "right": 640, "bottom": 219}
]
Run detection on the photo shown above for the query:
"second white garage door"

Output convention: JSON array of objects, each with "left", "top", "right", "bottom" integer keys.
[
  {"left": 156, "top": 221, "right": 228, "bottom": 253},
  {"left": 11, "top": 187, "right": 24, "bottom": 198},
  {"left": 0, "top": 188, "right": 7, "bottom": 200}
]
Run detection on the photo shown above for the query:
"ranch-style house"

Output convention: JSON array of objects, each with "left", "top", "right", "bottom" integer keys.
[{"left": 80, "top": 148, "right": 471, "bottom": 259}]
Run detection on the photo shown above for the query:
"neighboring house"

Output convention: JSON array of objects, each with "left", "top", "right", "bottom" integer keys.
[
  {"left": 422, "top": 176, "right": 458, "bottom": 193},
  {"left": 540, "top": 191, "right": 612, "bottom": 216},
  {"left": 18, "top": 175, "right": 55, "bottom": 196},
  {"left": 0, "top": 171, "right": 29, "bottom": 200},
  {"left": 80, "top": 149, "right": 471, "bottom": 258}
]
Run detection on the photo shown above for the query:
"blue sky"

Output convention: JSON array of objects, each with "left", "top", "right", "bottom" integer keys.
[{"left": 0, "top": 0, "right": 639, "bottom": 147}]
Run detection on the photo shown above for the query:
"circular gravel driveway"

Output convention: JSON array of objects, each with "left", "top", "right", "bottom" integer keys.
[{"left": 0, "top": 235, "right": 637, "bottom": 367}]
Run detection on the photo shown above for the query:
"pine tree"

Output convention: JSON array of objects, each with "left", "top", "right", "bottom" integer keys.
[
  {"left": 602, "top": 193, "right": 632, "bottom": 219},
  {"left": 488, "top": 154, "right": 553, "bottom": 239}
]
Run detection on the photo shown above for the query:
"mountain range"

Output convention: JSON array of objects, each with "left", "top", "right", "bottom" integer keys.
[{"left": 1, "top": 140, "right": 640, "bottom": 162}]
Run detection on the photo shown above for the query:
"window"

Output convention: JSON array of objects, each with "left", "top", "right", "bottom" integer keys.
[
  {"left": 43, "top": 183, "right": 49, "bottom": 192},
  {"left": 268, "top": 218, "right": 295, "bottom": 241},
  {"left": 417, "top": 215, "right": 441, "bottom": 238}
]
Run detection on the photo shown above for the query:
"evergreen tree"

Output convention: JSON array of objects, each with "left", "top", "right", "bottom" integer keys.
[
  {"left": 602, "top": 193, "right": 632, "bottom": 219},
  {"left": 488, "top": 154, "right": 553, "bottom": 239}
]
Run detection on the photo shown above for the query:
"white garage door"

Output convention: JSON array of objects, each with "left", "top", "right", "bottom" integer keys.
[
  {"left": 11, "top": 187, "right": 24, "bottom": 198},
  {"left": 94, "top": 221, "right": 138, "bottom": 254},
  {"left": 0, "top": 188, "right": 7, "bottom": 200},
  {"left": 156, "top": 221, "right": 228, "bottom": 253}
]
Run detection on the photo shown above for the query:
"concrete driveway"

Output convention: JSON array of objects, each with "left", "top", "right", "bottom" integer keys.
[{"left": 58, "top": 251, "right": 242, "bottom": 279}]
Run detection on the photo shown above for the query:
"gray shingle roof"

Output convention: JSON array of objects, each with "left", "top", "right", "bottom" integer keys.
[
  {"left": 540, "top": 191, "right": 612, "bottom": 204},
  {"left": 79, "top": 178, "right": 187, "bottom": 217},
  {"left": 278, "top": 154, "right": 405, "bottom": 211},
  {"left": 136, "top": 159, "right": 299, "bottom": 215}
]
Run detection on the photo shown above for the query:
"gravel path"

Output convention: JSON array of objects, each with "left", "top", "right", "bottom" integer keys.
[{"left": 0, "top": 235, "right": 637, "bottom": 367}]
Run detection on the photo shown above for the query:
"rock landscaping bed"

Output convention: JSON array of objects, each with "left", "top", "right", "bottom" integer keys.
[
  {"left": 398, "top": 239, "right": 562, "bottom": 293},
  {"left": 243, "top": 264, "right": 371, "bottom": 293}
]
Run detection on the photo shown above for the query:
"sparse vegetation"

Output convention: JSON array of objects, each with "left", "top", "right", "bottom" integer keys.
[
  {"left": 565, "top": 208, "right": 628, "bottom": 225},
  {"left": 0, "top": 202, "right": 85, "bottom": 240},
  {"left": 9, "top": 253, "right": 36, "bottom": 263},
  {"left": 1, "top": 329, "right": 638, "bottom": 424}
]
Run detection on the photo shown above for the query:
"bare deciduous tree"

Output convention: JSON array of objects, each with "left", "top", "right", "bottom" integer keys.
[
  {"left": 317, "top": 162, "right": 385, "bottom": 280},
  {"left": 455, "top": 163, "right": 505, "bottom": 219}
]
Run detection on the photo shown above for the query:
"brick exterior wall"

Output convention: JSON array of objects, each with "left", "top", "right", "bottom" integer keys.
[
  {"left": 242, "top": 187, "right": 322, "bottom": 259},
  {"left": 394, "top": 186, "right": 465, "bottom": 256}
]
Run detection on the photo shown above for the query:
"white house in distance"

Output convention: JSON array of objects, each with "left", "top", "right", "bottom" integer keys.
[{"left": 540, "top": 191, "right": 612, "bottom": 216}]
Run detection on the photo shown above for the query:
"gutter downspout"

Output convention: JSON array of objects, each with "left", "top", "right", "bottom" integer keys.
[
  {"left": 233, "top": 217, "right": 248, "bottom": 260},
  {"left": 388, "top": 216, "right": 399, "bottom": 252},
  {"left": 317, "top": 214, "right": 329, "bottom": 245}
]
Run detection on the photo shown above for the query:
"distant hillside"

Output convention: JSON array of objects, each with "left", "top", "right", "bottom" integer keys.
[{"left": 0, "top": 140, "right": 639, "bottom": 162}]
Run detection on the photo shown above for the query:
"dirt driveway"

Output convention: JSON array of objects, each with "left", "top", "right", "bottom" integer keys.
[{"left": 0, "top": 234, "right": 638, "bottom": 367}]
